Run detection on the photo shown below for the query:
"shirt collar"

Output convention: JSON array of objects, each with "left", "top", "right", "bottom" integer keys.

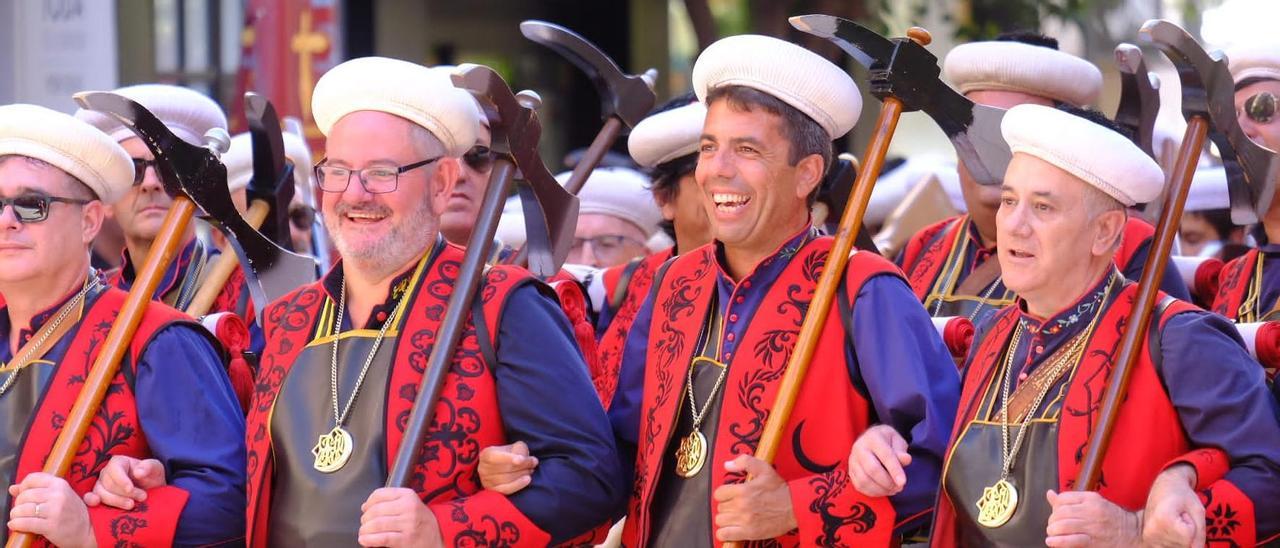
[
  {"left": 713, "top": 223, "right": 819, "bottom": 283},
  {"left": 1016, "top": 268, "right": 1122, "bottom": 337},
  {"left": 321, "top": 237, "right": 443, "bottom": 329}
]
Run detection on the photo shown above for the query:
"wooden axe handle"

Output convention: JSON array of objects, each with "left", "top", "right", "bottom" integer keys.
[
  {"left": 7, "top": 198, "right": 197, "bottom": 548},
  {"left": 185, "top": 200, "right": 272, "bottom": 318},
  {"left": 1077, "top": 116, "right": 1207, "bottom": 490},
  {"left": 722, "top": 98, "right": 906, "bottom": 548}
]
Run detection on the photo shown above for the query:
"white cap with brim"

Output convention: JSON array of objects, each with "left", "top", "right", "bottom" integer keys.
[
  {"left": 629, "top": 101, "right": 707, "bottom": 168},
  {"left": 1227, "top": 42, "right": 1280, "bottom": 84},
  {"left": 944, "top": 41, "right": 1103, "bottom": 107},
  {"left": 75, "top": 84, "right": 228, "bottom": 146},
  {"left": 692, "top": 34, "right": 862, "bottom": 140},
  {"left": 223, "top": 131, "right": 315, "bottom": 203},
  {"left": 0, "top": 104, "right": 134, "bottom": 204},
  {"left": 1001, "top": 104, "right": 1163, "bottom": 207},
  {"left": 312, "top": 57, "right": 479, "bottom": 157},
  {"left": 558, "top": 167, "right": 664, "bottom": 238}
]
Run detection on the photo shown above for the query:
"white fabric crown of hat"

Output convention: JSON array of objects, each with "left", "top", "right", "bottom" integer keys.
[
  {"left": 75, "top": 84, "right": 227, "bottom": 146},
  {"left": 692, "top": 34, "right": 862, "bottom": 140},
  {"left": 944, "top": 41, "right": 1102, "bottom": 107},
  {"left": 429, "top": 65, "right": 488, "bottom": 131},
  {"left": 223, "top": 131, "right": 315, "bottom": 201},
  {"left": 557, "top": 167, "right": 664, "bottom": 237},
  {"left": 312, "top": 57, "right": 478, "bottom": 157},
  {"left": 628, "top": 101, "right": 707, "bottom": 168},
  {"left": 1227, "top": 42, "right": 1280, "bottom": 84},
  {"left": 1001, "top": 104, "right": 1162, "bottom": 206},
  {"left": 0, "top": 104, "right": 134, "bottom": 204}
]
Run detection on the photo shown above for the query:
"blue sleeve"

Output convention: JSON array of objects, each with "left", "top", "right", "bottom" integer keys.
[
  {"left": 1158, "top": 311, "right": 1280, "bottom": 539},
  {"left": 134, "top": 324, "right": 247, "bottom": 545},
  {"left": 494, "top": 284, "right": 627, "bottom": 543},
  {"left": 606, "top": 289, "right": 655, "bottom": 490},
  {"left": 845, "top": 274, "right": 960, "bottom": 529},
  {"left": 1123, "top": 239, "right": 1192, "bottom": 301}
]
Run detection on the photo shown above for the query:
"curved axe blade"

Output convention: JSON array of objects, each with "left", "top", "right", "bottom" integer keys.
[
  {"left": 520, "top": 20, "right": 656, "bottom": 129},
  {"left": 1114, "top": 44, "right": 1161, "bottom": 160},
  {"left": 791, "top": 14, "right": 1011, "bottom": 187},
  {"left": 453, "top": 64, "right": 577, "bottom": 277},
  {"left": 244, "top": 92, "right": 296, "bottom": 249},
  {"left": 1141, "top": 20, "right": 1280, "bottom": 225},
  {"left": 73, "top": 92, "right": 316, "bottom": 315}
]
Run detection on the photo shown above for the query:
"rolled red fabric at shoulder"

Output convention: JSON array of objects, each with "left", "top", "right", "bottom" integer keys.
[
  {"left": 1238, "top": 321, "right": 1280, "bottom": 382},
  {"left": 1172, "top": 255, "right": 1224, "bottom": 306},
  {"left": 201, "top": 311, "right": 253, "bottom": 413},
  {"left": 932, "top": 316, "right": 975, "bottom": 363}
]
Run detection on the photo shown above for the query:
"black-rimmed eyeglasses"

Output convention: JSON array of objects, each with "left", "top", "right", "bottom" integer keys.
[
  {"left": 313, "top": 157, "right": 440, "bottom": 194},
  {"left": 0, "top": 195, "right": 93, "bottom": 223}
]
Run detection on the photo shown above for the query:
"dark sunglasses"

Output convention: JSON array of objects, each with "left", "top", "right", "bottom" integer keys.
[
  {"left": 0, "top": 195, "right": 92, "bottom": 223},
  {"left": 289, "top": 205, "right": 314, "bottom": 229},
  {"left": 131, "top": 158, "right": 161, "bottom": 185},
  {"left": 1244, "top": 91, "right": 1277, "bottom": 124},
  {"left": 463, "top": 146, "right": 496, "bottom": 172}
]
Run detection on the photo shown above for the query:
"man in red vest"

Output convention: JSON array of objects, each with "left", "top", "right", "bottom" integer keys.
[
  {"left": 898, "top": 33, "right": 1189, "bottom": 327},
  {"left": 0, "top": 104, "right": 245, "bottom": 546},
  {"left": 855, "top": 103, "right": 1280, "bottom": 545},
  {"left": 479, "top": 34, "right": 961, "bottom": 546}
]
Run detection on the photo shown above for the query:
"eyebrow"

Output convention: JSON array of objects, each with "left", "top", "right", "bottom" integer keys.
[
  {"left": 1000, "top": 186, "right": 1058, "bottom": 200},
  {"left": 321, "top": 158, "right": 403, "bottom": 167}
]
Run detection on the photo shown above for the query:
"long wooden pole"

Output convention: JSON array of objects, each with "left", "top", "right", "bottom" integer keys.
[
  {"left": 723, "top": 27, "right": 929, "bottom": 548},
  {"left": 1077, "top": 116, "right": 1207, "bottom": 490},
  {"left": 185, "top": 200, "right": 271, "bottom": 317},
  {"left": 7, "top": 198, "right": 197, "bottom": 548}
]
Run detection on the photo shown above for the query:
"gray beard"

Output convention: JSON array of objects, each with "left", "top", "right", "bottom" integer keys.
[{"left": 324, "top": 198, "right": 438, "bottom": 280}]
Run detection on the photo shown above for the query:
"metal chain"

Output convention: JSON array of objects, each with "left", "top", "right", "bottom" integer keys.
[
  {"left": 685, "top": 358, "right": 730, "bottom": 430},
  {"left": 329, "top": 274, "right": 408, "bottom": 426},
  {"left": 0, "top": 273, "right": 101, "bottom": 397}
]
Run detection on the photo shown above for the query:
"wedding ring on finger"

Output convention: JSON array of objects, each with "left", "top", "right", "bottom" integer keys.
[{"left": 33, "top": 502, "right": 42, "bottom": 519}]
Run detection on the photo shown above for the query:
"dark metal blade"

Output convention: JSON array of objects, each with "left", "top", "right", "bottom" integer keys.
[
  {"left": 1114, "top": 43, "right": 1161, "bottom": 159},
  {"left": 244, "top": 92, "right": 296, "bottom": 249},
  {"left": 520, "top": 20, "right": 655, "bottom": 128}
]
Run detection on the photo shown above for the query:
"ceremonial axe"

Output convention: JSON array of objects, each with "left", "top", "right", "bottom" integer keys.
[
  {"left": 1113, "top": 43, "right": 1161, "bottom": 160},
  {"left": 386, "top": 64, "right": 577, "bottom": 488},
  {"left": 791, "top": 14, "right": 1012, "bottom": 187},
  {"left": 76, "top": 92, "right": 316, "bottom": 320},
  {"left": 720, "top": 23, "right": 934, "bottom": 547},
  {"left": 186, "top": 92, "right": 300, "bottom": 317},
  {"left": 3, "top": 94, "right": 230, "bottom": 548},
  {"left": 506, "top": 20, "right": 656, "bottom": 267},
  {"left": 1076, "top": 19, "right": 1280, "bottom": 492}
]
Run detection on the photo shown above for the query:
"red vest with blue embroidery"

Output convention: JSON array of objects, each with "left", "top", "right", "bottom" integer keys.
[
  {"left": 244, "top": 244, "right": 553, "bottom": 547},
  {"left": 14, "top": 288, "right": 198, "bottom": 547},
  {"left": 932, "top": 285, "right": 1257, "bottom": 547},
  {"left": 596, "top": 248, "right": 673, "bottom": 409},
  {"left": 621, "top": 237, "right": 903, "bottom": 547},
  {"left": 1213, "top": 248, "right": 1261, "bottom": 321}
]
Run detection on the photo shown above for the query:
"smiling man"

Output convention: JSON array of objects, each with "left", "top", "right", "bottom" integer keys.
[
  {"left": 597, "top": 35, "right": 959, "bottom": 546},
  {"left": 855, "top": 103, "right": 1280, "bottom": 545},
  {"left": 0, "top": 104, "right": 245, "bottom": 546}
]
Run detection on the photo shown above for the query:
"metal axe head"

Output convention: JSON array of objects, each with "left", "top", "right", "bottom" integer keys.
[
  {"left": 452, "top": 64, "right": 578, "bottom": 277},
  {"left": 73, "top": 91, "right": 316, "bottom": 314},
  {"left": 244, "top": 92, "right": 296, "bottom": 249},
  {"left": 1140, "top": 19, "right": 1280, "bottom": 224},
  {"left": 1113, "top": 43, "right": 1161, "bottom": 159},
  {"left": 520, "top": 20, "right": 656, "bottom": 129},
  {"left": 790, "top": 14, "right": 1011, "bottom": 187}
]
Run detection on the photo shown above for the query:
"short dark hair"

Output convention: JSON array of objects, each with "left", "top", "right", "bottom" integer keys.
[
  {"left": 645, "top": 92, "right": 700, "bottom": 205},
  {"left": 0, "top": 155, "right": 97, "bottom": 201},
  {"left": 994, "top": 31, "right": 1059, "bottom": 50},
  {"left": 1055, "top": 104, "right": 1135, "bottom": 142},
  {"left": 705, "top": 85, "right": 832, "bottom": 204}
]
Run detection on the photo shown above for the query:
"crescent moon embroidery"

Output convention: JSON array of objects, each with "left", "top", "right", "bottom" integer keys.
[{"left": 792, "top": 420, "right": 839, "bottom": 474}]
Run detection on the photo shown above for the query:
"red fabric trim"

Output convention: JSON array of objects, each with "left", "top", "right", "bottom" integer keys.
[
  {"left": 1115, "top": 217, "right": 1156, "bottom": 271},
  {"left": 429, "top": 490, "right": 552, "bottom": 546},
  {"left": 623, "top": 238, "right": 901, "bottom": 546},
  {"left": 14, "top": 288, "right": 191, "bottom": 546},
  {"left": 1213, "top": 249, "right": 1260, "bottom": 320},
  {"left": 1164, "top": 448, "right": 1231, "bottom": 491},
  {"left": 1200, "top": 479, "right": 1257, "bottom": 546},
  {"left": 901, "top": 216, "right": 965, "bottom": 300},
  {"left": 88, "top": 485, "right": 189, "bottom": 547},
  {"left": 244, "top": 245, "right": 549, "bottom": 546},
  {"left": 595, "top": 249, "right": 673, "bottom": 409}
]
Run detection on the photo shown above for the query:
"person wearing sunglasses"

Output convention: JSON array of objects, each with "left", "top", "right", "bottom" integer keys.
[
  {"left": 0, "top": 104, "right": 246, "bottom": 546},
  {"left": 75, "top": 85, "right": 245, "bottom": 316},
  {"left": 1211, "top": 44, "right": 1280, "bottom": 325},
  {"left": 82, "top": 57, "right": 622, "bottom": 547},
  {"left": 434, "top": 65, "right": 502, "bottom": 257}
]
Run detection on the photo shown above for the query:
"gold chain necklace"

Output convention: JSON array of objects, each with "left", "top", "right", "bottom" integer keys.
[
  {"left": 312, "top": 275, "right": 409, "bottom": 473},
  {"left": 673, "top": 355, "right": 730, "bottom": 478},
  {"left": 976, "top": 277, "right": 1112, "bottom": 528},
  {"left": 0, "top": 273, "right": 100, "bottom": 397}
]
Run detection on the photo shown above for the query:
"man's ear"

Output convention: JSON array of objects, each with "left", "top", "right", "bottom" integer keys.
[
  {"left": 81, "top": 200, "right": 106, "bottom": 246},
  {"left": 1092, "top": 209, "right": 1127, "bottom": 257},
  {"left": 430, "top": 157, "right": 461, "bottom": 215},
  {"left": 794, "top": 153, "right": 824, "bottom": 200}
]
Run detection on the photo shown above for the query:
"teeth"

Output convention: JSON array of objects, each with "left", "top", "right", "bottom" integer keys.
[
  {"left": 712, "top": 193, "right": 749, "bottom": 206},
  {"left": 347, "top": 212, "right": 384, "bottom": 220}
]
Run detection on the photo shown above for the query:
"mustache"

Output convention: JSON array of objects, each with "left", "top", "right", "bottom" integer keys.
[{"left": 333, "top": 200, "right": 392, "bottom": 218}]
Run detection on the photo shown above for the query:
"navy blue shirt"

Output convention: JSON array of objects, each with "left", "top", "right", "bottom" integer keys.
[
  {"left": 0, "top": 282, "right": 246, "bottom": 545},
  {"left": 611, "top": 227, "right": 960, "bottom": 533}
]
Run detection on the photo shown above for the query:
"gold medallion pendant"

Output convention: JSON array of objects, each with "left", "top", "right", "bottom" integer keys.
[
  {"left": 975, "top": 478, "right": 1019, "bottom": 528},
  {"left": 674, "top": 430, "right": 708, "bottom": 478},
  {"left": 312, "top": 425, "right": 354, "bottom": 473}
]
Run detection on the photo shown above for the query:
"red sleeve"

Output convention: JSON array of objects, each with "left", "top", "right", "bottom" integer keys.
[
  {"left": 88, "top": 485, "right": 189, "bottom": 547},
  {"left": 785, "top": 469, "right": 896, "bottom": 546},
  {"left": 1163, "top": 449, "right": 1258, "bottom": 546},
  {"left": 429, "top": 491, "right": 552, "bottom": 546}
]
